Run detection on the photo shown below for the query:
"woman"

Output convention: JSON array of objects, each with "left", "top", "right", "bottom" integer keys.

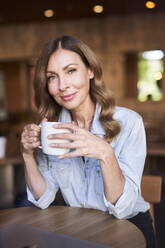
[{"left": 21, "top": 35, "right": 155, "bottom": 247}]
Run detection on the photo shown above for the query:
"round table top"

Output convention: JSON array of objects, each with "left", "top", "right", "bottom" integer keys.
[{"left": 0, "top": 206, "right": 146, "bottom": 248}]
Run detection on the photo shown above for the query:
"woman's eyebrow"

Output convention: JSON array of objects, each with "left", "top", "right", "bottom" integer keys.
[
  {"left": 46, "top": 63, "right": 78, "bottom": 74},
  {"left": 46, "top": 71, "right": 56, "bottom": 74},
  {"left": 63, "top": 63, "right": 78, "bottom": 70}
]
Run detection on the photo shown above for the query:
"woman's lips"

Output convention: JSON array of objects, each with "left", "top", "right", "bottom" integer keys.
[{"left": 60, "top": 92, "right": 77, "bottom": 101}]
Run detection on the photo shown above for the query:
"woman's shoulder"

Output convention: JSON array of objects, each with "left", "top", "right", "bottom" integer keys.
[
  {"left": 114, "top": 106, "right": 143, "bottom": 129},
  {"left": 114, "top": 106, "right": 142, "bottom": 119}
]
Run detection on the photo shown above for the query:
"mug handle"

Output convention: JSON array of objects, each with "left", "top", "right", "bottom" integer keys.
[{"left": 38, "top": 124, "right": 42, "bottom": 149}]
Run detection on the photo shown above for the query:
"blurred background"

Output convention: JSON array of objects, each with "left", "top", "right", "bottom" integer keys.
[{"left": 0, "top": 0, "right": 165, "bottom": 247}]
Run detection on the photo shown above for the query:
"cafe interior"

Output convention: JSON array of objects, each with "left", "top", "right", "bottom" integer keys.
[{"left": 0, "top": 0, "right": 165, "bottom": 247}]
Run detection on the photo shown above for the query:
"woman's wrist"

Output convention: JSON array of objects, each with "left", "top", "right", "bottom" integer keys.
[
  {"left": 99, "top": 142, "right": 114, "bottom": 164},
  {"left": 21, "top": 143, "right": 34, "bottom": 155},
  {"left": 22, "top": 148, "right": 35, "bottom": 162}
]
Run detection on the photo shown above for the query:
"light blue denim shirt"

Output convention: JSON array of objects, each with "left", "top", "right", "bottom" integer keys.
[{"left": 27, "top": 104, "right": 150, "bottom": 219}]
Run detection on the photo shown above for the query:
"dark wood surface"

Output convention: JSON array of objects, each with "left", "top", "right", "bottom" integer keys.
[
  {"left": 0, "top": 157, "right": 23, "bottom": 166},
  {"left": 0, "top": 206, "right": 146, "bottom": 248},
  {"left": 147, "top": 143, "right": 165, "bottom": 156}
]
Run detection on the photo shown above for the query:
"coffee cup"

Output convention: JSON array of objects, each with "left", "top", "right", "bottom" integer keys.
[{"left": 39, "top": 122, "right": 70, "bottom": 156}]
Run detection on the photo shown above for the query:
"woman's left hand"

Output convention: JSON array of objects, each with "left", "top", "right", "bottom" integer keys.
[{"left": 48, "top": 122, "right": 111, "bottom": 160}]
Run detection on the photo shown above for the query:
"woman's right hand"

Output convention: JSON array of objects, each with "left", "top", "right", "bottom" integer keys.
[{"left": 21, "top": 123, "right": 41, "bottom": 155}]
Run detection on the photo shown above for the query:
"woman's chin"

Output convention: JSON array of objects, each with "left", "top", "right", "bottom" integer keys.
[{"left": 59, "top": 100, "right": 79, "bottom": 110}]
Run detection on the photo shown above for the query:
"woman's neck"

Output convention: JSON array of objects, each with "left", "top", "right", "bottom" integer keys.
[{"left": 71, "top": 101, "right": 95, "bottom": 130}]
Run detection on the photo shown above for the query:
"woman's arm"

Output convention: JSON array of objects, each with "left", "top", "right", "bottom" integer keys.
[
  {"left": 21, "top": 123, "right": 59, "bottom": 209},
  {"left": 21, "top": 123, "right": 46, "bottom": 200},
  {"left": 23, "top": 152, "right": 46, "bottom": 200},
  {"left": 101, "top": 116, "right": 147, "bottom": 218},
  {"left": 99, "top": 143, "right": 125, "bottom": 204}
]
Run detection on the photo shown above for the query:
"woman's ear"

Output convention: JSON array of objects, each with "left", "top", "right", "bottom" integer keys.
[{"left": 88, "top": 69, "right": 94, "bottom": 79}]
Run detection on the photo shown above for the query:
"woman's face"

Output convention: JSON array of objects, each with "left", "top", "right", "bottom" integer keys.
[{"left": 46, "top": 48, "right": 94, "bottom": 111}]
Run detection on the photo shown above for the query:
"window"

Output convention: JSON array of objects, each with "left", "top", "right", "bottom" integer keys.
[
  {"left": 137, "top": 50, "right": 164, "bottom": 102},
  {"left": 124, "top": 50, "right": 164, "bottom": 102}
]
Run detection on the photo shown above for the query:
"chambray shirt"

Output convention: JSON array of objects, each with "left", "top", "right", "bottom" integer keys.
[{"left": 27, "top": 104, "right": 150, "bottom": 219}]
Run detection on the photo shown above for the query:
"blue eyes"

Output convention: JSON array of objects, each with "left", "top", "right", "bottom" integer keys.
[
  {"left": 68, "top": 68, "right": 76, "bottom": 74},
  {"left": 47, "top": 68, "right": 76, "bottom": 83},
  {"left": 46, "top": 75, "right": 57, "bottom": 84}
]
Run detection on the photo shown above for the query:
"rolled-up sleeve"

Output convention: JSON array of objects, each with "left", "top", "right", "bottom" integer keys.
[
  {"left": 27, "top": 149, "right": 59, "bottom": 209},
  {"left": 104, "top": 116, "right": 147, "bottom": 219}
]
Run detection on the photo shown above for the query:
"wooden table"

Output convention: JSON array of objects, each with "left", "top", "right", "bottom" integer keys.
[{"left": 0, "top": 206, "right": 146, "bottom": 248}]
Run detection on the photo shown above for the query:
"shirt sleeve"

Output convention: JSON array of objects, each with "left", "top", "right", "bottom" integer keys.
[
  {"left": 27, "top": 149, "right": 59, "bottom": 209},
  {"left": 104, "top": 115, "right": 147, "bottom": 219}
]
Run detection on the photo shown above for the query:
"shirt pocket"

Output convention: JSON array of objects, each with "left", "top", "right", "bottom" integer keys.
[
  {"left": 94, "top": 166, "right": 104, "bottom": 196},
  {"left": 49, "top": 157, "right": 72, "bottom": 189}
]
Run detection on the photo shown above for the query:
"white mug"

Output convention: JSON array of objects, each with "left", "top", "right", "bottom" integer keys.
[
  {"left": 39, "top": 122, "right": 70, "bottom": 156},
  {"left": 0, "top": 136, "right": 7, "bottom": 159}
]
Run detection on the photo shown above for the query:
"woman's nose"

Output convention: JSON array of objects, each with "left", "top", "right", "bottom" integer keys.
[{"left": 59, "top": 77, "right": 69, "bottom": 91}]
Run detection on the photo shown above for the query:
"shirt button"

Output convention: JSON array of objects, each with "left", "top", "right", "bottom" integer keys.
[
  {"left": 50, "top": 164, "right": 53, "bottom": 168},
  {"left": 82, "top": 179, "right": 85, "bottom": 183}
]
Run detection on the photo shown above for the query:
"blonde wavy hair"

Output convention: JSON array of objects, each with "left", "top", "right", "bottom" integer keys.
[{"left": 34, "top": 35, "right": 120, "bottom": 142}]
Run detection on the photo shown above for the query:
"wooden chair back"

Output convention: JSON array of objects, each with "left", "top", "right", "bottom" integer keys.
[{"left": 141, "top": 175, "right": 162, "bottom": 231}]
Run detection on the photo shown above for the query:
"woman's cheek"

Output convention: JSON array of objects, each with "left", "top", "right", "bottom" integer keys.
[{"left": 48, "top": 84, "right": 58, "bottom": 96}]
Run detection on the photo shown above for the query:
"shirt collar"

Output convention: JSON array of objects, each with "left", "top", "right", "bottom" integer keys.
[{"left": 59, "top": 103, "right": 106, "bottom": 136}]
